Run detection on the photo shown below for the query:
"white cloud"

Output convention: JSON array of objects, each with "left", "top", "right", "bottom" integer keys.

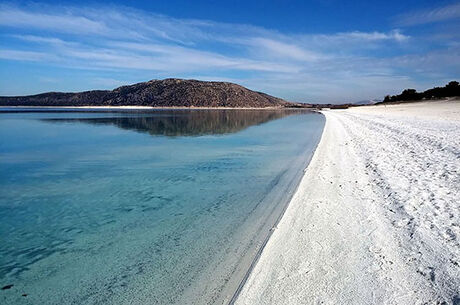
[
  {"left": 91, "top": 77, "right": 130, "bottom": 88},
  {"left": 248, "top": 38, "right": 323, "bottom": 61},
  {"left": 332, "top": 30, "right": 409, "bottom": 41},
  {"left": 0, "top": 3, "right": 457, "bottom": 103},
  {"left": 0, "top": 5, "right": 109, "bottom": 35},
  {"left": 396, "top": 2, "right": 460, "bottom": 26},
  {"left": 11, "top": 34, "right": 79, "bottom": 47},
  {"left": 0, "top": 49, "right": 52, "bottom": 61}
]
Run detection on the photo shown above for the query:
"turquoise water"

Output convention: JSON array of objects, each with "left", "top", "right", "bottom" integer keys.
[{"left": 0, "top": 109, "right": 324, "bottom": 305}]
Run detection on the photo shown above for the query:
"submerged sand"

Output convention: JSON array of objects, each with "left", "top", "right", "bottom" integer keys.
[{"left": 235, "top": 100, "right": 460, "bottom": 305}]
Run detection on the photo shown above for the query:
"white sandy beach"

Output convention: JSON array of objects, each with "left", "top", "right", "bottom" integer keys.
[{"left": 235, "top": 100, "right": 460, "bottom": 305}]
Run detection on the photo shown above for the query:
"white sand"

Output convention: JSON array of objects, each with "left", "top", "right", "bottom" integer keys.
[{"left": 235, "top": 100, "right": 460, "bottom": 305}]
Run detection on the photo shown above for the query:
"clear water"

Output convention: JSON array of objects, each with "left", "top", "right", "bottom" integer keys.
[{"left": 0, "top": 108, "right": 324, "bottom": 305}]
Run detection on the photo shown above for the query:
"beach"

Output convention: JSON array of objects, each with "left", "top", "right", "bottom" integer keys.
[{"left": 235, "top": 100, "right": 460, "bottom": 305}]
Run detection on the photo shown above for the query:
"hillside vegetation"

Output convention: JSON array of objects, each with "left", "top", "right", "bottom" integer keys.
[{"left": 381, "top": 81, "right": 460, "bottom": 104}]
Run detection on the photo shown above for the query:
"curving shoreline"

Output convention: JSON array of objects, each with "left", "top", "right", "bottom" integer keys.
[
  {"left": 235, "top": 100, "right": 460, "bottom": 305},
  {"left": 176, "top": 112, "right": 325, "bottom": 305},
  {"left": 227, "top": 115, "right": 325, "bottom": 305}
]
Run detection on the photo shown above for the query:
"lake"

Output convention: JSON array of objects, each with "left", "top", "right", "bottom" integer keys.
[{"left": 0, "top": 108, "right": 324, "bottom": 305}]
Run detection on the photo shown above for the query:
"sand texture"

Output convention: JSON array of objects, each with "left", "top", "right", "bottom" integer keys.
[{"left": 235, "top": 100, "right": 460, "bottom": 305}]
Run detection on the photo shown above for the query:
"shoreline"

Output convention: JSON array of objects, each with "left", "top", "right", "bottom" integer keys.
[
  {"left": 235, "top": 100, "right": 460, "bottom": 304},
  {"left": 175, "top": 112, "right": 325, "bottom": 305},
  {"left": 227, "top": 115, "right": 326, "bottom": 305}
]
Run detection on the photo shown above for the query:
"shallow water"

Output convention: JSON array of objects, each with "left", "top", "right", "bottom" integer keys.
[{"left": 0, "top": 108, "right": 324, "bottom": 304}]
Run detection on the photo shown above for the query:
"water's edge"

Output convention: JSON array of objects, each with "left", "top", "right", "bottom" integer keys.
[
  {"left": 227, "top": 113, "right": 325, "bottom": 304},
  {"left": 195, "top": 113, "right": 325, "bottom": 305}
]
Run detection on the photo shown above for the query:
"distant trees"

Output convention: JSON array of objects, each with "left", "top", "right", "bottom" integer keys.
[
  {"left": 400, "top": 89, "right": 421, "bottom": 100},
  {"left": 381, "top": 81, "right": 460, "bottom": 103}
]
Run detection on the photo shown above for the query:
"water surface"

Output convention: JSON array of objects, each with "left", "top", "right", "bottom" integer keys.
[{"left": 0, "top": 108, "right": 324, "bottom": 304}]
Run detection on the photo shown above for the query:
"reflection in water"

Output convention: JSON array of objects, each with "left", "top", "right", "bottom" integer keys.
[
  {"left": 42, "top": 109, "right": 310, "bottom": 136},
  {"left": 0, "top": 109, "right": 324, "bottom": 305}
]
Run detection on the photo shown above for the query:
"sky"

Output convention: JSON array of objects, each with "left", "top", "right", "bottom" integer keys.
[{"left": 0, "top": 0, "right": 459, "bottom": 103}]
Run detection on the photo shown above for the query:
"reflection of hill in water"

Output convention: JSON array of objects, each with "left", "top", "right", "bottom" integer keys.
[{"left": 43, "top": 109, "right": 309, "bottom": 137}]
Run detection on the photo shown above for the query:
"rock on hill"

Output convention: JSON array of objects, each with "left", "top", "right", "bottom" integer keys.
[{"left": 0, "top": 78, "right": 293, "bottom": 108}]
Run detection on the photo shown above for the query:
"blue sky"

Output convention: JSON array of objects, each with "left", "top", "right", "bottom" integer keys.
[{"left": 0, "top": 0, "right": 459, "bottom": 103}]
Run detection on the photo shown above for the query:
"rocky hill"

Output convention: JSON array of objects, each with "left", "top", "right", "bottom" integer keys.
[{"left": 0, "top": 78, "right": 294, "bottom": 108}]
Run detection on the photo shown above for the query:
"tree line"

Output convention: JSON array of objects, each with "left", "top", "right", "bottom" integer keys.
[{"left": 382, "top": 81, "right": 459, "bottom": 103}]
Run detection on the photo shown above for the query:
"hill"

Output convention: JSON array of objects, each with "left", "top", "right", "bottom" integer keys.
[{"left": 0, "top": 78, "right": 294, "bottom": 108}]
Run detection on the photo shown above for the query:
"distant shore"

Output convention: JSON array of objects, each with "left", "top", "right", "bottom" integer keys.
[
  {"left": 236, "top": 99, "right": 460, "bottom": 304},
  {"left": 0, "top": 105, "right": 311, "bottom": 110}
]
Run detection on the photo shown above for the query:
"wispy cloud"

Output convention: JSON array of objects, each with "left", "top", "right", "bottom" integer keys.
[
  {"left": 395, "top": 2, "right": 460, "bottom": 26},
  {"left": 0, "top": 3, "right": 457, "bottom": 102},
  {"left": 91, "top": 77, "right": 130, "bottom": 87},
  {"left": 245, "top": 38, "right": 324, "bottom": 62},
  {"left": 0, "top": 49, "right": 51, "bottom": 61},
  {"left": 11, "top": 34, "right": 79, "bottom": 47},
  {"left": 331, "top": 30, "right": 409, "bottom": 41},
  {"left": 0, "top": 5, "right": 109, "bottom": 35}
]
